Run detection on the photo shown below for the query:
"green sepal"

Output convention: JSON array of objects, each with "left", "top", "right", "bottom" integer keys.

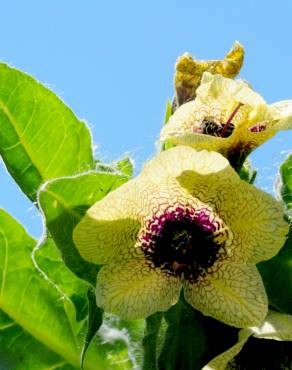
[{"left": 238, "top": 159, "right": 257, "bottom": 183}]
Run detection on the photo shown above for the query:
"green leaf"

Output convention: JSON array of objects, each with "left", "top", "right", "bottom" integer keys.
[
  {"left": 280, "top": 153, "right": 292, "bottom": 212},
  {"left": 157, "top": 299, "right": 208, "bottom": 370},
  {"left": 38, "top": 172, "right": 128, "bottom": 284},
  {"left": 161, "top": 100, "right": 175, "bottom": 151},
  {"left": 258, "top": 224, "right": 292, "bottom": 314},
  {"left": 144, "top": 298, "right": 238, "bottom": 370},
  {"left": 0, "top": 63, "right": 94, "bottom": 201},
  {"left": 81, "top": 289, "right": 103, "bottom": 368},
  {"left": 34, "top": 238, "right": 89, "bottom": 321},
  {"left": 0, "top": 310, "right": 77, "bottom": 370},
  {"left": 95, "top": 157, "right": 134, "bottom": 178},
  {"left": 116, "top": 157, "right": 134, "bottom": 177},
  {"left": 257, "top": 153, "right": 292, "bottom": 314},
  {"left": 142, "top": 312, "right": 163, "bottom": 370},
  {"left": 0, "top": 208, "right": 109, "bottom": 370},
  {"left": 163, "top": 100, "right": 173, "bottom": 125}
]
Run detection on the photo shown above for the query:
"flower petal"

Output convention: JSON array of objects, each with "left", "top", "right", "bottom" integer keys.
[
  {"left": 202, "top": 329, "right": 252, "bottom": 370},
  {"left": 183, "top": 263, "right": 268, "bottom": 328},
  {"left": 160, "top": 99, "right": 235, "bottom": 156},
  {"left": 270, "top": 100, "right": 292, "bottom": 130},
  {"left": 222, "top": 186, "right": 288, "bottom": 263},
  {"left": 251, "top": 310, "right": 292, "bottom": 340},
  {"left": 73, "top": 179, "right": 142, "bottom": 264},
  {"left": 197, "top": 72, "right": 265, "bottom": 107},
  {"left": 191, "top": 179, "right": 288, "bottom": 264},
  {"left": 203, "top": 310, "right": 292, "bottom": 370},
  {"left": 142, "top": 146, "right": 232, "bottom": 183},
  {"left": 142, "top": 146, "right": 288, "bottom": 264},
  {"left": 96, "top": 258, "right": 181, "bottom": 320}
]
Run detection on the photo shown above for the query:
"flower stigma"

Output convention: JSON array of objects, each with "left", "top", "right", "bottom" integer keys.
[
  {"left": 221, "top": 102, "right": 244, "bottom": 137},
  {"left": 138, "top": 204, "right": 230, "bottom": 282},
  {"left": 196, "top": 103, "right": 244, "bottom": 139}
]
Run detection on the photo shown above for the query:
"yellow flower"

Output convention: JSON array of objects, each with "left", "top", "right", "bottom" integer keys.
[
  {"left": 174, "top": 41, "right": 244, "bottom": 106},
  {"left": 161, "top": 72, "right": 292, "bottom": 169},
  {"left": 73, "top": 147, "right": 288, "bottom": 328}
]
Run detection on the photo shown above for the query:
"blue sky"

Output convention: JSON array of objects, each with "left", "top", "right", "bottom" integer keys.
[{"left": 0, "top": 0, "right": 292, "bottom": 237}]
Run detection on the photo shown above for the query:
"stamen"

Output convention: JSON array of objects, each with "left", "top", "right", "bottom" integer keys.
[{"left": 221, "top": 103, "right": 243, "bottom": 138}]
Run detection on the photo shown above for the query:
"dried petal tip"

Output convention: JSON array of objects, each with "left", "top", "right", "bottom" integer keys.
[{"left": 174, "top": 41, "right": 244, "bottom": 106}]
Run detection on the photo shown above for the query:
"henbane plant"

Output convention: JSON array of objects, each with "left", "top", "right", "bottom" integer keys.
[{"left": 0, "top": 42, "right": 291, "bottom": 370}]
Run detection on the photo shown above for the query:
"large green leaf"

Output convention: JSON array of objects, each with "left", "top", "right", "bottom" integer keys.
[
  {"left": 0, "top": 310, "right": 77, "bottom": 370},
  {"left": 0, "top": 208, "right": 109, "bottom": 369},
  {"left": 0, "top": 63, "right": 94, "bottom": 201},
  {"left": 258, "top": 153, "right": 292, "bottom": 314},
  {"left": 38, "top": 172, "right": 128, "bottom": 284},
  {"left": 0, "top": 209, "right": 140, "bottom": 369}
]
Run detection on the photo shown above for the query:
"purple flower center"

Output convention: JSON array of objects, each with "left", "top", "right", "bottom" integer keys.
[{"left": 139, "top": 205, "right": 227, "bottom": 281}]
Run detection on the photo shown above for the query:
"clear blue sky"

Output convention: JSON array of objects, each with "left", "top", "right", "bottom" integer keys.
[{"left": 0, "top": 0, "right": 292, "bottom": 237}]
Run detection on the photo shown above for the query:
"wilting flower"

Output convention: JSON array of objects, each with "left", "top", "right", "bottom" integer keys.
[
  {"left": 161, "top": 72, "right": 292, "bottom": 169},
  {"left": 73, "top": 147, "right": 287, "bottom": 328},
  {"left": 174, "top": 41, "right": 244, "bottom": 106}
]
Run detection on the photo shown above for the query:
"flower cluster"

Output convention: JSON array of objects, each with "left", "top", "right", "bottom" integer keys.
[{"left": 73, "top": 43, "right": 289, "bottom": 329}]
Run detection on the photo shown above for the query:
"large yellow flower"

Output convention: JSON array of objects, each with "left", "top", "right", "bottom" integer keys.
[
  {"left": 161, "top": 72, "right": 292, "bottom": 169},
  {"left": 73, "top": 147, "right": 288, "bottom": 328}
]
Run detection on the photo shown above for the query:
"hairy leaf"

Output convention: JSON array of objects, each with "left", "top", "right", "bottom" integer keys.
[
  {"left": 0, "top": 63, "right": 94, "bottom": 200},
  {"left": 0, "top": 208, "right": 109, "bottom": 369},
  {"left": 34, "top": 238, "right": 89, "bottom": 321}
]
